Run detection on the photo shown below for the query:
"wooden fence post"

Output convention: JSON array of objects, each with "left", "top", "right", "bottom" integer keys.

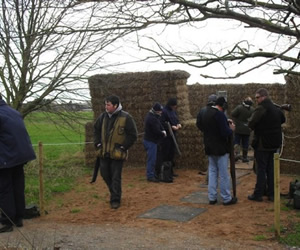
[
  {"left": 274, "top": 152, "right": 280, "bottom": 238},
  {"left": 38, "top": 141, "right": 45, "bottom": 216}
]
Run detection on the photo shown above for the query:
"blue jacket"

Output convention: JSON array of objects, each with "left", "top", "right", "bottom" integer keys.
[{"left": 0, "top": 100, "right": 36, "bottom": 168}]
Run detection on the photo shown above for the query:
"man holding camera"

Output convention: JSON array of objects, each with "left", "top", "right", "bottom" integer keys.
[{"left": 248, "top": 88, "right": 286, "bottom": 202}]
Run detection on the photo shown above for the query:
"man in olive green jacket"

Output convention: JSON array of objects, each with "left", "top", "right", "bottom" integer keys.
[
  {"left": 94, "top": 95, "right": 137, "bottom": 209},
  {"left": 231, "top": 97, "right": 254, "bottom": 162}
]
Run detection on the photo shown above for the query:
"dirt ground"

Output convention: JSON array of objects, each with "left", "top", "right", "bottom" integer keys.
[
  {"left": 32, "top": 157, "right": 298, "bottom": 249},
  {"left": 1, "top": 157, "right": 298, "bottom": 249}
]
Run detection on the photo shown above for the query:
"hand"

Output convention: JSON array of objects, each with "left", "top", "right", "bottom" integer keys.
[
  {"left": 162, "top": 130, "right": 167, "bottom": 137},
  {"left": 229, "top": 122, "right": 235, "bottom": 131}
]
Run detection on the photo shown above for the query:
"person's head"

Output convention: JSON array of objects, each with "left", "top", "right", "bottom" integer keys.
[
  {"left": 215, "top": 96, "right": 228, "bottom": 112},
  {"left": 255, "top": 88, "right": 269, "bottom": 104},
  {"left": 105, "top": 95, "right": 120, "bottom": 114},
  {"left": 243, "top": 96, "right": 253, "bottom": 106},
  {"left": 152, "top": 102, "right": 163, "bottom": 115},
  {"left": 166, "top": 98, "right": 177, "bottom": 109},
  {"left": 207, "top": 94, "right": 217, "bottom": 106}
]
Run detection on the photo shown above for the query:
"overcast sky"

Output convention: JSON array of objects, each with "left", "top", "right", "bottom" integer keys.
[{"left": 100, "top": 19, "right": 287, "bottom": 85}]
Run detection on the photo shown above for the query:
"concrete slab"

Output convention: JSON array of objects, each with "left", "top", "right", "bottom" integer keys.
[
  {"left": 181, "top": 190, "right": 219, "bottom": 204},
  {"left": 138, "top": 205, "right": 207, "bottom": 222}
]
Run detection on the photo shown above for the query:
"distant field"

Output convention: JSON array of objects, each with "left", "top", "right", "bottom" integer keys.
[
  {"left": 25, "top": 111, "right": 94, "bottom": 160},
  {"left": 24, "top": 111, "right": 94, "bottom": 205}
]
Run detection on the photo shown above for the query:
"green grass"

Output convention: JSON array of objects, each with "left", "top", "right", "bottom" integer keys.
[{"left": 24, "top": 111, "right": 93, "bottom": 205}]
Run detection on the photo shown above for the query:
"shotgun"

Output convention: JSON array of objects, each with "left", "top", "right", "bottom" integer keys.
[
  {"left": 90, "top": 156, "right": 100, "bottom": 183},
  {"left": 167, "top": 122, "right": 181, "bottom": 156}
]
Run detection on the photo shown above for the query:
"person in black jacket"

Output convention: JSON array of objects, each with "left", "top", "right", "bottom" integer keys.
[
  {"left": 143, "top": 103, "right": 166, "bottom": 182},
  {"left": 94, "top": 95, "right": 137, "bottom": 209},
  {"left": 201, "top": 97, "right": 237, "bottom": 206},
  {"left": 160, "top": 98, "right": 182, "bottom": 177},
  {"left": 248, "top": 88, "right": 285, "bottom": 202},
  {"left": 0, "top": 95, "right": 36, "bottom": 233}
]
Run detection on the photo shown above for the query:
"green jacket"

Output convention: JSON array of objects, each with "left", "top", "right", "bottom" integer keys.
[
  {"left": 94, "top": 109, "right": 137, "bottom": 160},
  {"left": 231, "top": 103, "right": 254, "bottom": 135}
]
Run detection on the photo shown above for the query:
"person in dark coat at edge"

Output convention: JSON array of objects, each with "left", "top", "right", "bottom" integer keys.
[
  {"left": 143, "top": 103, "right": 167, "bottom": 182},
  {"left": 94, "top": 95, "right": 137, "bottom": 209},
  {"left": 0, "top": 94, "right": 36, "bottom": 233},
  {"left": 196, "top": 94, "right": 218, "bottom": 184},
  {"left": 231, "top": 97, "right": 254, "bottom": 162},
  {"left": 160, "top": 98, "right": 182, "bottom": 177},
  {"left": 201, "top": 96, "right": 238, "bottom": 206},
  {"left": 247, "top": 88, "right": 285, "bottom": 202}
]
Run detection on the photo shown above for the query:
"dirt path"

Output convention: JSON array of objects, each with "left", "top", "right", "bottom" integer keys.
[{"left": 0, "top": 159, "right": 297, "bottom": 249}]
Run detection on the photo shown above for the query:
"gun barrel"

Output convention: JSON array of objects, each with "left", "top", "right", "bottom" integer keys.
[{"left": 273, "top": 103, "right": 292, "bottom": 112}]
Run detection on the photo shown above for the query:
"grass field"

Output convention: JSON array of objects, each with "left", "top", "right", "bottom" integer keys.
[{"left": 24, "top": 111, "right": 94, "bottom": 205}]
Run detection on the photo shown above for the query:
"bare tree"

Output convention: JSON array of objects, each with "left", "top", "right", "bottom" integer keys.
[
  {"left": 107, "top": 0, "right": 300, "bottom": 81},
  {"left": 0, "top": 0, "right": 151, "bottom": 117}
]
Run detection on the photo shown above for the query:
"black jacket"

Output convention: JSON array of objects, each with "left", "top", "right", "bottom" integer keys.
[
  {"left": 202, "top": 106, "right": 232, "bottom": 156},
  {"left": 248, "top": 98, "right": 285, "bottom": 150}
]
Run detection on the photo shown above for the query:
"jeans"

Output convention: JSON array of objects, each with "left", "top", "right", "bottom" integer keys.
[
  {"left": 208, "top": 154, "right": 232, "bottom": 203},
  {"left": 143, "top": 140, "right": 157, "bottom": 179},
  {"left": 100, "top": 158, "right": 123, "bottom": 204},
  {"left": 253, "top": 150, "right": 275, "bottom": 198}
]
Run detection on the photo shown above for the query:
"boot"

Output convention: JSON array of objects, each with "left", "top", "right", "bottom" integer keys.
[
  {"left": 234, "top": 144, "right": 241, "bottom": 162},
  {"left": 242, "top": 148, "right": 249, "bottom": 163}
]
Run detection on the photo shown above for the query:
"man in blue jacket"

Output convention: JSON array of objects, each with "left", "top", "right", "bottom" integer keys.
[
  {"left": 143, "top": 103, "right": 166, "bottom": 182},
  {"left": 0, "top": 95, "right": 36, "bottom": 233}
]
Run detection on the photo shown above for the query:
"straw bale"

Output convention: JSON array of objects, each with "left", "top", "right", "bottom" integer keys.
[{"left": 85, "top": 70, "right": 299, "bottom": 174}]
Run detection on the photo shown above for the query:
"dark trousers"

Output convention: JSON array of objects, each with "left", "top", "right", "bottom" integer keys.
[
  {"left": 234, "top": 133, "right": 250, "bottom": 149},
  {"left": 100, "top": 158, "right": 123, "bottom": 204},
  {"left": 254, "top": 150, "right": 275, "bottom": 198},
  {"left": 161, "top": 136, "right": 175, "bottom": 162},
  {"left": 0, "top": 164, "right": 25, "bottom": 225},
  {"left": 155, "top": 143, "right": 163, "bottom": 177}
]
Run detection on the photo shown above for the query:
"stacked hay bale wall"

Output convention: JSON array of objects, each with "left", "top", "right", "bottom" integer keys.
[
  {"left": 86, "top": 70, "right": 194, "bottom": 168},
  {"left": 188, "top": 83, "right": 286, "bottom": 119},
  {"left": 280, "top": 75, "right": 300, "bottom": 174},
  {"left": 86, "top": 70, "right": 299, "bottom": 174}
]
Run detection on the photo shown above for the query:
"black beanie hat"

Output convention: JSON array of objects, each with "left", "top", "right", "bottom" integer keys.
[
  {"left": 167, "top": 98, "right": 177, "bottom": 106},
  {"left": 152, "top": 102, "right": 163, "bottom": 111},
  {"left": 215, "top": 97, "right": 228, "bottom": 109}
]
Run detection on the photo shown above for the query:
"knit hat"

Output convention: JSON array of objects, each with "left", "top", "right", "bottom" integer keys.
[
  {"left": 152, "top": 102, "right": 163, "bottom": 111},
  {"left": 207, "top": 94, "right": 217, "bottom": 105}
]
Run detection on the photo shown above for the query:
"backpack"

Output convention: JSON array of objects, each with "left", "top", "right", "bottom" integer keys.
[
  {"left": 159, "top": 161, "right": 173, "bottom": 183},
  {"left": 288, "top": 180, "right": 300, "bottom": 209}
]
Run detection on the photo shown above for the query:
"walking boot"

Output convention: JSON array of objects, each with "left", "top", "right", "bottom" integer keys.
[
  {"left": 242, "top": 148, "right": 249, "bottom": 163},
  {"left": 234, "top": 144, "right": 241, "bottom": 161}
]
